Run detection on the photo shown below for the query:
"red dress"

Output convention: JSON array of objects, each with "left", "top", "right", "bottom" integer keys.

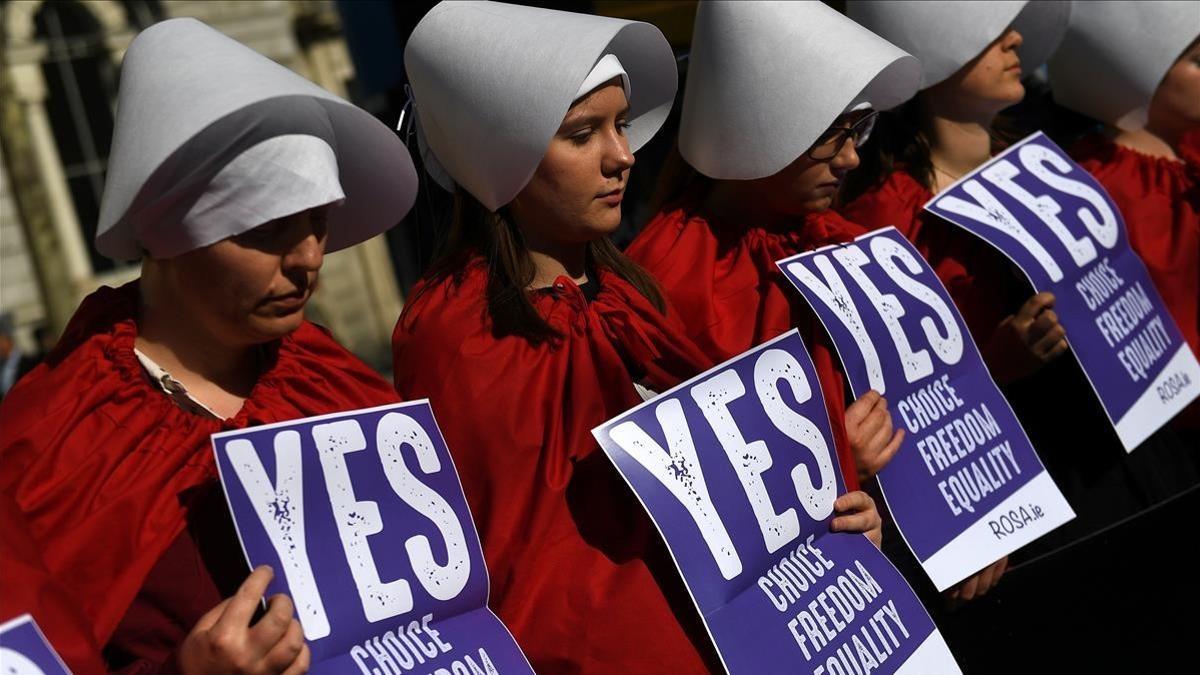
[
  {"left": 627, "top": 201, "right": 867, "bottom": 491},
  {"left": 0, "top": 282, "right": 400, "bottom": 673},
  {"left": 1071, "top": 133, "right": 1200, "bottom": 430},
  {"left": 1, "top": 492, "right": 107, "bottom": 675},
  {"left": 392, "top": 258, "right": 717, "bottom": 674},
  {"left": 840, "top": 171, "right": 1023, "bottom": 351}
]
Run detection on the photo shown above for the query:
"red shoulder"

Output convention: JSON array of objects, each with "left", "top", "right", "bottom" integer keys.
[
  {"left": 276, "top": 320, "right": 399, "bottom": 408},
  {"left": 391, "top": 260, "right": 491, "bottom": 398},
  {"left": 839, "top": 171, "right": 931, "bottom": 235},
  {"left": 627, "top": 201, "right": 719, "bottom": 276}
]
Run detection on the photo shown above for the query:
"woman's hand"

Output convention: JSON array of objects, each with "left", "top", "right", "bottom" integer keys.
[
  {"left": 983, "top": 292, "right": 1069, "bottom": 383},
  {"left": 945, "top": 556, "right": 1008, "bottom": 609},
  {"left": 846, "top": 390, "right": 905, "bottom": 480},
  {"left": 178, "top": 566, "right": 311, "bottom": 675},
  {"left": 829, "top": 491, "right": 883, "bottom": 549}
]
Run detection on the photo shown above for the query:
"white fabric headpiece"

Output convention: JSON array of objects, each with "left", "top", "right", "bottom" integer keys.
[
  {"left": 680, "top": 0, "right": 921, "bottom": 180},
  {"left": 1049, "top": 1, "right": 1199, "bottom": 130},
  {"left": 847, "top": 0, "right": 1070, "bottom": 93},
  {"left": 405, "top": 1, "right": 677, "bottom": 211},
  {"left": 97, "top": 18, "right": 417, "bottom": 261},
  {"left": 138, "top": 135, "right": 343, "bottom": 258},
  {"left": 575, "top": 54, "right": 631, "bottom": 102}
]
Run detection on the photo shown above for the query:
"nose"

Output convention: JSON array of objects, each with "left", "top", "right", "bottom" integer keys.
[
  {"left": 831, "top": 137, "right": 861, "bottom": 173},
  {"left": 283, "top": 230, "right": 325, "bottom": 274},
  {"left": 1002, "top": 28, "right": 1024, "bottom": 50},
  {"left": 601, "top": 124, "right": 635, "bottom": 177}
]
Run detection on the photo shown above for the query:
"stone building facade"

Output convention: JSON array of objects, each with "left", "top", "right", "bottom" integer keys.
[{"left": 0, "top": 0, "right": 404, "bottom": 369}]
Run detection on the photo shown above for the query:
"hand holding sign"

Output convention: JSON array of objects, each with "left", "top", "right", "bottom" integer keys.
[
  {"left": 179, "top": 566, "right": 309, "bottom": 675},
  {"left": 981, "top": 292, "right": 1069, "bottom": 383},
  {"left": 594, "top": 331, "right": 959, "bottom": 674},
  {"left": 212, "top": 401, "right": 532, "bottom": 675},
  {"left": 778, "top": 228, "right": 1074, "bottom": 591},
  {"left": 946, "top": 557, "right": 1007, "bottom": 608},
  {"left": 845, "top": 391, "right": 905, "bottom": 480},
  {"left": 829, "top": 491, "right": 883, "bottom": 548},
  {"left": 925, "top": 132, "right": 1200, "bottom": 450}
]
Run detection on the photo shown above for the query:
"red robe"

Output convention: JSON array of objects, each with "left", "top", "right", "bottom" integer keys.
[
  {"left": 1, "top": 493, "right": 107, "bottom": 675},
  {"left": 627, "top": 202, "right": 868, "bottom": 491},
  {"left": 1071, "top": 133, "right": 1200, "bottom": 430},
  {"left": 0, "top": 282, "right": 400, "bottom": 672},
  {"left": 392, "top": 258, "right": 717, "bottom": 674}
]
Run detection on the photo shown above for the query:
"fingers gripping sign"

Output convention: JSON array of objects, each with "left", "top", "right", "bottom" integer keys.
[
  {"left": 926, "top": 132, "right": 1200, "bottom": 450},
  {"left": 779, "top": 228, "right": 1074, "bottom": 593},
  {"left": 180, "top": 566, "right": 311, "bottom": 675},
  {"left": 212, "top": 402, "right": 534, "bottom": 675},
  {"left": 594, "top": 331, "right": 960, "bottom": 674},
  {"left": 846, "top": 390, "right": 906, "bottom": 480}
]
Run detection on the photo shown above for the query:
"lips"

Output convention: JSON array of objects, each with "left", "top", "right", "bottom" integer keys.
[
  {"left": 597, "top": 186, "right": 625, "bottom": 206},
  {"left": 260, "top": 291, "right": 308, "bottom": 314}
]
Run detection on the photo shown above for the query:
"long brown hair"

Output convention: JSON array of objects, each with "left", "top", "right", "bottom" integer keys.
[{"left": 423, "top": 188, "right": 666, "bottom": 345}]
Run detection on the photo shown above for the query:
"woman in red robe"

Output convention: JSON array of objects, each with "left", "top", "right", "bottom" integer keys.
[
  {"left": 0, "top": 18, "right": 416, "bottom": 674},
  {"left": 841, "top": 1, "right": 1071, "bottom": 384},
  {"left": 394, "top": 3, "right": 884, "bottom": 672},
  {"left": 843, "top": 1, "right": 1198, "bottom": 612},
  {"left": 1060, "top": 31, "right": 1200, "bottom": 435},
  {"left": 629, "top": 2, "right": 921, "bottom": 491}
]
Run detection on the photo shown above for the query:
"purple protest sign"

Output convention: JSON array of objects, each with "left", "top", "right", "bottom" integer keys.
[
  {"left": 778, "top": 228, "right": 1074, "bottom": 591},
  {"left": 925, "top": 132, "right": 1200, "bottom": 451},
  {"left": 212, "top": 401, "right": 532, "bottom": 675},
  {"left": 0, "top": 615, "right": 70, "bottom": 674},
  {"left": 593, "top": 331, "right": 959, "bottom": 674}
]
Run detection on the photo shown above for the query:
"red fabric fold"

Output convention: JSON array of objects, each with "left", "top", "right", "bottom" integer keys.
[
  {"left": 1071, "top": 133, "right": 1200, "bottom": 429},
  {"left": 392, "top": 258, "right": 715, "bottom": 674},
  {"left": 1, "top": 492, "right": 107, "bottom": 675},
  {"left": 627, "top": 201, "right": 865, "bottom": 491},
  {"left": 0, "top": 281, "right": 400, "bottom": 667}
]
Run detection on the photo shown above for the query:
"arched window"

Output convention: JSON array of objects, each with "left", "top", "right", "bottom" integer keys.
[
  {"left": 35, "top": 1, "right": 118, "bottom": 273},
  {"left": 34, "top": 1, "right": 161, "bottom": 273}
]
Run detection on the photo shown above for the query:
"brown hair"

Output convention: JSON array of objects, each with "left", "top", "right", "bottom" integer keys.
[
  {"left": 423, "top": 188, "right": 666, "bottom": 344},
  {"left": 648, "top": 140, "right": 712, "bottom": 215}
]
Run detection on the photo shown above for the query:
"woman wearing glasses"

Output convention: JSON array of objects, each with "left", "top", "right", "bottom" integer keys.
[{"left": 629, "top": 1, "right": 920, "bottom": 489}]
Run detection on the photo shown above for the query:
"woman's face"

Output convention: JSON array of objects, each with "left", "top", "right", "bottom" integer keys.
[
  {"left": 509, "top": 79, "right": 634, "bottom": 248},
  {"left": 1148, "top": 39, "right": 1200, "bottom": 140},
  {"left": 928, "top": 28, "right": 1025, "bottom": 116},
  {"left": 750, "top": 111, "right": 868, "bottom": 217},
  {"left": 156, "top": 205, "right": 330, "bottom": 346}
]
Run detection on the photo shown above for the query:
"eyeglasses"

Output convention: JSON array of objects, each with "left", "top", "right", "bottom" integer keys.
[{"left": 805, "top": 110, "right": 879, "bottom": 161}]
